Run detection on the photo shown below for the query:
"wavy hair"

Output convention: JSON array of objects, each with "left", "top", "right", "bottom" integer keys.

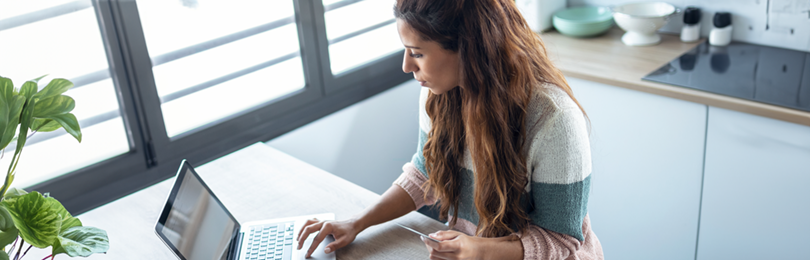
[{"left": 395, "top": 0, "right": 586, "bottom": 237}]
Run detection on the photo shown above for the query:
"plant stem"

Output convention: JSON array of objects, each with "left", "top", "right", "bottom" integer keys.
[
  {"left": 1, "top": 146, "right": 25, "bottom": 198},
  {"left": 13, "top": 239, "right": 23, "bottom": 260},
  {"left": 21, "top": 245, "right": 32, "bottom": 258},
  {"left": 8, "top": 236, "right": 17, "bottom": 255},
  {"left": 40, "top": 255, "right": 51, "bottom": 260}
]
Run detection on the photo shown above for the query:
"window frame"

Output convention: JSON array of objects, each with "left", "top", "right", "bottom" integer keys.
[
  {"left": 110, "top": 0, "right": 325, "bottom": 166},
  {"left": 312, "top": 0, "right": 407, "bottom": 95},
  {"left": 21, "top": 0, "right": 410, "bottom": 214},
  {"left": 24, "top": 0, "right": 150, "bottom": 212}
]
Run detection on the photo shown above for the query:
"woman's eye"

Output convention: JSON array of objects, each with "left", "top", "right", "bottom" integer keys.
[{"left": 409, "top": 53, "right": 423, "bottom": 58}]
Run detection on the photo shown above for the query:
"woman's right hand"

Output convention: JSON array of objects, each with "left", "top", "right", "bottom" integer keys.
[
  {"left": 295, "top": 184, "right": 417, "bottom": 258},
  {"left": 296, "top": 218, "right": 363, "bottom": 258}
]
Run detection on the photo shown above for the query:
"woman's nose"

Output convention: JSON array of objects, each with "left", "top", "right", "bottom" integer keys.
[{"left": 402, "top": 52, "right": 417, "bottom": 73}]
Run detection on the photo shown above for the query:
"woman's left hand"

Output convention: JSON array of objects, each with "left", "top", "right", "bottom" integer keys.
[
  {"left": 419, "top": 230, "right": 485, "bottom": 260},
  {"left": 421, "top": 230, "right": 523, "bottom": 260}
]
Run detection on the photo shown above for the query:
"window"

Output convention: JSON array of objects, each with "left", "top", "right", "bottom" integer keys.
[
  {"left": 316, "top": 0, "right": 407, "bottom": 94},
  {"left": 0, "top": 0, "right": 129, "bottom": 188},
  {"left": 136, "top": 0, "right": 306, "bottom": 138},
  {"left": 323, "top": 0, "right": 402, "bottom": 75},
  {"left": 0, "top": 0, "right": 408, "bottom": 214}
]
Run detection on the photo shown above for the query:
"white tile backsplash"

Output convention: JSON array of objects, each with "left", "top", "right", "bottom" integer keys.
[{"left": 568, "top": 0, "right": 810, "bottom": 51}]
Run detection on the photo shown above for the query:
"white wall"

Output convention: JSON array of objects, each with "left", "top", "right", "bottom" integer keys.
[
  {"left": 265, "top": 80, "right": 421, "bottom": 195},
  {"left": 568, "top": 0, "right": 810, "bottom": 51}
]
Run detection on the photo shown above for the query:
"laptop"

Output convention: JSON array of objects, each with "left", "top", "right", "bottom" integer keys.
[{"left": 155, "top": 160, "right": 337, "bottom": 260}]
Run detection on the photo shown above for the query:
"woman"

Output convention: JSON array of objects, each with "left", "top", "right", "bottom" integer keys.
[{"left": 297, "top": 0, "right": 603, "bottom": 259}]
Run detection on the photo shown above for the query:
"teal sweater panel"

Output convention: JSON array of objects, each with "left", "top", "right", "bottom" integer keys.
[{"left": 412, "top": 129, "right": 590, "bottom": 241}]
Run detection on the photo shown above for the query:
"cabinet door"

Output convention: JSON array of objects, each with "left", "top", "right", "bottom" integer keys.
[
  {"left": 698, "top": 107, "right": 810, "bottom": 260},
  {"left": 570, "top": 77, "right": 706, "bottom": 260}
]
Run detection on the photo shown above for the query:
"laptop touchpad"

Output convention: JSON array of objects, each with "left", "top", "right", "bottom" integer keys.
[{"left": 298, "top": 235, "right": 336, "bottom": 260}]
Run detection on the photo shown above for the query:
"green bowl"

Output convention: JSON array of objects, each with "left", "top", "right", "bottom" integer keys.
[{"left": 553, "top": 6, "right": 614, "bottom": 37}]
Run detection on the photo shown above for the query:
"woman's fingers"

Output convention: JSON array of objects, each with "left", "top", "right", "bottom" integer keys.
[
  {"left": 296, "top": 218, "right": 319, "bottom": 241},
  {"left": 421, "top": 236, "right": 448, "bottom": 252},
  {"left": 429, "top": 230, "right": 461, "bottom": 241},
  {"left": 428, "top": 248, "right": 454, "bottom": 260},
  {"left": 324, "top": 235, "right": 351, "bottom": 254},
  {"left": 296, "top": 221, "right": 323, "bottom": 250},
  {"left": 422, "top": 236, "right": 458, "bottom": 253},
  {"left": 423, "top": 237, "right": 433, "bottom": 251},
  {"left": 422, "top": 231, "right": 467, "bottom": 260},
  {"left": 306, "top": 222, "right": 334, "bottom": 258}
]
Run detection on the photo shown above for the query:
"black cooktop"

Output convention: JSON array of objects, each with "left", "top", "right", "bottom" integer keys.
[{"left": 643, "top": 41, "right": 810, "bottom": 113}]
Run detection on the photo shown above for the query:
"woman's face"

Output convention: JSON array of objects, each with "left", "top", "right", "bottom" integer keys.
[{"left": 397, "top": 19, "right": 461, "bottom": 95}]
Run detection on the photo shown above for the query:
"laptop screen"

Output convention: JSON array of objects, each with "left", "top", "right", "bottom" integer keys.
[{"left": 156, "top": 161, "right": 240, "bottom": 260}]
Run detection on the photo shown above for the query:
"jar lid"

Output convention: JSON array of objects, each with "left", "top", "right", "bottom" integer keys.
[
  {"left": 713, "top": 12, "right": 732, "bottom": 28},
  {"left": 683, "top": 7, "right": 701, "bottom": 25}
]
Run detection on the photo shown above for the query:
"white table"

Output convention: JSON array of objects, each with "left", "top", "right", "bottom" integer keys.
[{"left": 25, "top": 143, "right": 446, "bottom": 259}]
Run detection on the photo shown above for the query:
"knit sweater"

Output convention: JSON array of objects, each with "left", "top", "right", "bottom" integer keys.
[{"left": 394, "top": 83, "right": 604, "bottom": 259}]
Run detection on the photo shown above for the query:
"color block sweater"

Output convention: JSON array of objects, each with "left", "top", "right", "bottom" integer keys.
[{"left": 394, "top": 83, "right": 604, "bottom": 259}]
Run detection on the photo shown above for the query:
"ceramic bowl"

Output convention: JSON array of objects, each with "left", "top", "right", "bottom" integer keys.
[
  {"left": 612, "top": 2, "right": 677, "bottom": 46},
  {"left": 552, "top": 6, "right": 614, "bottom": 37}
]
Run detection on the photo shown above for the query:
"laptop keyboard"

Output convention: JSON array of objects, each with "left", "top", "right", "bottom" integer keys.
[{"left": 243, "top": 221, "right": 295, "bottom": 260}]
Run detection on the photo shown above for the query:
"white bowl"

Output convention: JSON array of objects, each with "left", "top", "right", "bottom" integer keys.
[{"left": 613, "top": 2, "right": 676, "bottom": 46}]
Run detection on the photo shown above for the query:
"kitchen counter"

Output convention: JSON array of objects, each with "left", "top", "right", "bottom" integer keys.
[
  {"left": 541, "top": 27, "right": 810, "bottom": 127},
  {"left": 23, "top": 143, "right": 447, "bottom": 259}
]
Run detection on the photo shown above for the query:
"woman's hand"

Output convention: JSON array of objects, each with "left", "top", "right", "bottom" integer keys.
[
  {"left": 296, "top": 218, "right": 362, "bottom": 258},
  {"left": 422, "top": 230, "right": 482, "bottom": 260},
  {"left": 294, "top": 185, "right": 417, "bottom": 258},
  {"left": 422, "top": 230, "right": 523, "bottom": 260}
]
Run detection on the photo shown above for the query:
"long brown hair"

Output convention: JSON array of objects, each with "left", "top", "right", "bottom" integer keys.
[{"left": 395, "top": 0, "right": 586, "bottom": 237}]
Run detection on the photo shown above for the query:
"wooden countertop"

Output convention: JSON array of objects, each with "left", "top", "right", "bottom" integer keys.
[
  {"left": 24, "top": 143, "right": 447, "bottom": 259},
  {"left": 541, "top": 27, "right": 810, "bottom": 127}
]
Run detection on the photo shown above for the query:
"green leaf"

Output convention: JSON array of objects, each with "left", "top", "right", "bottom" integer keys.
[
  {"left": 0, "top": 227, "right": 16, "bottom": 250},
  {"left": 0, "top": 77, "right": 22, "bottom": 151},
  {"left": 0, "top": 77, "right": 10, "bottom": 91},
  {"left": 32, "top": 78, "right": 72, "bottom": 100},
  {"left": 0, "top": 174, "right": 12, "bottom": 203},
  {"left": 30, "top": 75, "right": 48, "bottom": 84},
  {"left": 62, "top": 216, "right": 82, "bottom": 232},
  {"left": 46, "top": 197, "right": 82, "bottom": 234},
  {"left": 18, "top": 81, "right": 38, "bottom": 102},
  {"left": 1, "top": 191, "right": 61, "bottom": 248},
  {"left": 0, "top": 206, "right": 17, "bottom": 248},
  {"left": 54, "top": 226, "right": 108, "bottom": 257},
  {"left": 0, "top": 251, "right": 8, "bottom": 260},
  {"left": 30, "top": 118, "right": 61, "bottom": 132},
  {"left": 3, "top": 98, "right": 35, "bottom": 194},
  {"left": 11, "top": 98, "right": 36, "bottom": 168},
  {"left": 0, "top": 92, "right": 11, "bottom": 151},
  {"left": 32, "top": 95, "right": 75, "bottom": 118},
  {"left": 46, "top": 113, "right": 81, "bottom": 142},
  {"left": 0, "top": 205, "right": 13, "bottom": 230},
  {"left": 3, "top": 187, "right": 27, "bottom": 200},
  {"left": 48, "top": 196, "right": 82, "bottom": 257},
  {"left": 0, "top": 77, "right": 13, "bottom": 104},
  {"left": 0, "top": 96, "right": 24, "bottom": 150},
  {"left": 52, "top": 242, "right": 66, "bottom": 256}
]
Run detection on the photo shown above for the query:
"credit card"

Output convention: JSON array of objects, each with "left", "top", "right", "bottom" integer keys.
[{"left": 396, "top": 223, "right": 441, "bottom": 243}]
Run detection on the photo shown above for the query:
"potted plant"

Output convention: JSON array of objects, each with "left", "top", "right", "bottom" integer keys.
[{"left": 0, "top": 76, "right": 109, "bottom": 260}]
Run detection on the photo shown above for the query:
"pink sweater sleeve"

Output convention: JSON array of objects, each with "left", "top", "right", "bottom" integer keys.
[
  {"left": 393, "top": 162, "right": 436, "bottom": 209},
  {"left": 518, "top": 215, "right": 604, "bottom": 260}
]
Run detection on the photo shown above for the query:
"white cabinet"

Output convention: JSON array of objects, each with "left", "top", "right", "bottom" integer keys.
[
  {"left": 697, "top": 107, "right": 810, "bottom": 260},
  {"left": 570, "top": 77, "right": 706, "bottom": 260}
]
